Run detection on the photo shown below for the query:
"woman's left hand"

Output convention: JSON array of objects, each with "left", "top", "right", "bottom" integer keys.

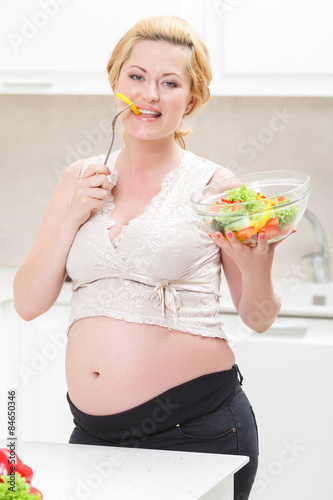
[
  {"left": 209, "top": 229, "right": 274, "bottom": 276},
  {"left": 208, "top": 228, "right": 296, "bottom": 277}
]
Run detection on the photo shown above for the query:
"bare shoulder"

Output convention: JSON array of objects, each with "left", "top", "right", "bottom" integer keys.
[
  {"left": 210, "top": 166, "right": 237, "bottom": 183},
  {"left": 208, "top": 165, "right": 240, "bottom": 191}
]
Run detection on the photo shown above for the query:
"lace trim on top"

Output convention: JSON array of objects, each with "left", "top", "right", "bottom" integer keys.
[{"left": 102, "top": 149, "right": 189, "bottom": 249}]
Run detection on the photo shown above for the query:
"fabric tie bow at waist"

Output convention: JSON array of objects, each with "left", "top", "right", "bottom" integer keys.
[{"left": 149, "top": 280, "right": 182, "bottom": 321}]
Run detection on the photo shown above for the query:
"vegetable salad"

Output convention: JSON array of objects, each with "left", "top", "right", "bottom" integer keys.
[{"left": 207, "top": 184, "right": 298, "bottom": 245}]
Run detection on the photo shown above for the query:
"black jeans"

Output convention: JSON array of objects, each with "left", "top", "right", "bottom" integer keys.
[{"left": 68, "top": 365, "right": 258, "bottom": 500}]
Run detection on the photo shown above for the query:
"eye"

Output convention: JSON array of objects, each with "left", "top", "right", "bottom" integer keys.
[
  {"left": 130, "top": 74, "right": 144, "bottom": 81},
  {"left": 164, "top": 81, "right": 178, "bottom": 88}
]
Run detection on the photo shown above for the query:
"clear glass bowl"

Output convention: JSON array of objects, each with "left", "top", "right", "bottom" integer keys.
[{"left": 191, "top": 170, "right": 311, "bottom": 246}]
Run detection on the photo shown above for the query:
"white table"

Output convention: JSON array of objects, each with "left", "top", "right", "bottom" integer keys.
[{"left": 0, "top": 440, "right": 248, "bottom": 499}]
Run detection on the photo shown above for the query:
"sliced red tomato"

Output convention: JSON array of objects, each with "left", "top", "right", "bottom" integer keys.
[
  {"left": 264, "top": 217, "right": 279, "bottom": 227},
  {"left": 235, "top": 226, "right": 255, "bottom": 240},
  {"left": 209, "top": 205, "right": 222, "bottom": 214},
  {"left": 271, "top": 195, "right": 286, "bottom": 206}
]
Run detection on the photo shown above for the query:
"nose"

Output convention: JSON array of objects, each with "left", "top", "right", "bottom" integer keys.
[{"left": 143, "top": 82, "right": 159, "bottom": 102}]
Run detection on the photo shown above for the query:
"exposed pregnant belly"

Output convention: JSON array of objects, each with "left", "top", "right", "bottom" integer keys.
[{"left": 65, "top": 316, "right": 235, "bottom": 415}]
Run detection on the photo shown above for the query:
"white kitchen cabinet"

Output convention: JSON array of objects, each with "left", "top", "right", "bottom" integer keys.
[
  {"left": 1, "top": 298, "right": 73, "bottom": 443},
  {"left": 2, "top": 0, "right": 332, "bottom": 96},
  {"left": 204, "top": 0, "right": 333, "bottom": 95},
  {"left": 220, "top": 0, "right": 333, "bottom": 74},
  {"left": 0, "top": 268, "right": 73, "bottom": 444},
  {"left": 0, "top": 0, "right": 203, "bottom": 94},
  {"left": 0, "top": 300, "right": 21, "bottom": 441}
]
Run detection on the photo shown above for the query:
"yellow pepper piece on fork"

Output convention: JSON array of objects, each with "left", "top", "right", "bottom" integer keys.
[{"left": 116, "top": 92, "right": 141, "bottom": 115}]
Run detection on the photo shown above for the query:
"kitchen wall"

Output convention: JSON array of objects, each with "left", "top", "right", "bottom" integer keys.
[{"left": 1, "top": 94, "right": 332, "bottom": 281}]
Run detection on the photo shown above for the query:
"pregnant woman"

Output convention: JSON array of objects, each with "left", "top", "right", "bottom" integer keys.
[{"left": 14, "top": 15, "right": 282, "bottom": 499}]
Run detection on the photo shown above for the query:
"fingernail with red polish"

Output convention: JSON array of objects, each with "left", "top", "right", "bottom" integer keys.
[
  {"left": 259, "top": 233, "right": 265, "bottom": 240},
  {"left": 216, "top": 232, "right": 221, "bottom": 239},
  {"left": 208, "top": 233, "right": 213, "bottom": 239},
  {"left": 108, "top": 169, "right": 111, "bottom": 175},
  {"left": 226, "top": 231, "right": 233, "bottom": 238}
]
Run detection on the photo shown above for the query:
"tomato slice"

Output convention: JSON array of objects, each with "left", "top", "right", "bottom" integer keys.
[
  {"left": 264, "top": 217, "right": 279, "bottom": 227},
  {"left": 209, "top": 205, "right": 222, "bottom": 214},
  {"left": 235, "top": 226, "right": 256, "bottom": 240}
]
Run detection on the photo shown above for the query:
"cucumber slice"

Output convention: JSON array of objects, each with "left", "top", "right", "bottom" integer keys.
[{"left": 223, "top": 217, "right": 251, "bottom": 232}]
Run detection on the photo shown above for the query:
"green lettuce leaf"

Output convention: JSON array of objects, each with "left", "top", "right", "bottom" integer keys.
[
  {"left": 0, "top": 474, "right": 40, "bottom": 500},
  {"left": 274, "top": 206, "right": 298, "bottom": 228},
  {"left": 225, "top": 184, "right": 257, "bottom": 203},
  {"left": 211, "top": 185, "right": 266, "bottom": 226}
]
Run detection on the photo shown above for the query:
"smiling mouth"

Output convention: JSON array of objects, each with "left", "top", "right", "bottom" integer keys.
[{"left": 137, "top": 109, "right": 162, "bottom": 117}]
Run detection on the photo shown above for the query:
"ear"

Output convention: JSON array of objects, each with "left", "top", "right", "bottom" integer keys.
[{"left": 184, "top": 95, "right": 197, "bottom": 114}]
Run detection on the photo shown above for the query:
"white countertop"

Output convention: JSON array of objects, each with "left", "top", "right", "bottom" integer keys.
[{"left": 0, "top": 440, "right": 248, "bottom": 500}]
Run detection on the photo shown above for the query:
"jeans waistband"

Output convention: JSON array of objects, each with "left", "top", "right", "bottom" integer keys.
[{"left": 67, "top": 364, "right": 243, "bottom": 443}]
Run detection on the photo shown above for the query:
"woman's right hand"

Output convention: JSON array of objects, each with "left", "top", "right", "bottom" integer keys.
[{"left": 66, "top": 163, "right": 111, "bottom": 228}]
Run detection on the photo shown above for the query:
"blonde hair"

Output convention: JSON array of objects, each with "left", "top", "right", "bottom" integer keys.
[{"left": 106, "top": 15, "right": 212, "bottom": 149}]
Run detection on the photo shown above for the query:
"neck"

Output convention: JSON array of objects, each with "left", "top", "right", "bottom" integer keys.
[{"left": 118, "top": 136, "right": 184, "bottom": 178}]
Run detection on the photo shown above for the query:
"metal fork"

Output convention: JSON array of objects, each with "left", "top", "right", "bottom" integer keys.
[{"left": 104, "top": 103, "right": 133, "bottom": 165}]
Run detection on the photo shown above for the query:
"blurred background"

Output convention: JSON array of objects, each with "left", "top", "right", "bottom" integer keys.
[{"left": 0, "top": 1, "right": 332, "bottom": 500}]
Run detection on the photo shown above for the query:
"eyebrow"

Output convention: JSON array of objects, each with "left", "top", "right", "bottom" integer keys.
[{"left": 127, "top": 65, "right": 184, "bottom": 82}]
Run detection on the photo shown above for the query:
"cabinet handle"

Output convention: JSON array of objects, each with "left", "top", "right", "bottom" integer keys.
[{"left": 3, "top": 79, "right": 53, "bottom": 86}]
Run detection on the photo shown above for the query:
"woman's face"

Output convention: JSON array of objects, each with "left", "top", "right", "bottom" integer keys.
[{"left": 115, "top": 40, "right": 195, "bottom": 144}]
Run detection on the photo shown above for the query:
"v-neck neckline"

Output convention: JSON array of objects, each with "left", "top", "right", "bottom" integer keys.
[{"left": 105, "top": 149, "right": 188, "bottom": 248}]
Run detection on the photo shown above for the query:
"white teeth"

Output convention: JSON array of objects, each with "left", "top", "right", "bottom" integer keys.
[{"left": 138, "top": 109, "right": 161, "bottom": 116}]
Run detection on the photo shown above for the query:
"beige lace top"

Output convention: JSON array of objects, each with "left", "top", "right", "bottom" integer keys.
[{"left": 66, "top": 149, "right": 228, "bottom": 340}]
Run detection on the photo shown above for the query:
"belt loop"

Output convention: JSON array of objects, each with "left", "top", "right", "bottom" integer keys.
[{"left": 235, "top": 364, "right": 244, "bottom": 386}]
